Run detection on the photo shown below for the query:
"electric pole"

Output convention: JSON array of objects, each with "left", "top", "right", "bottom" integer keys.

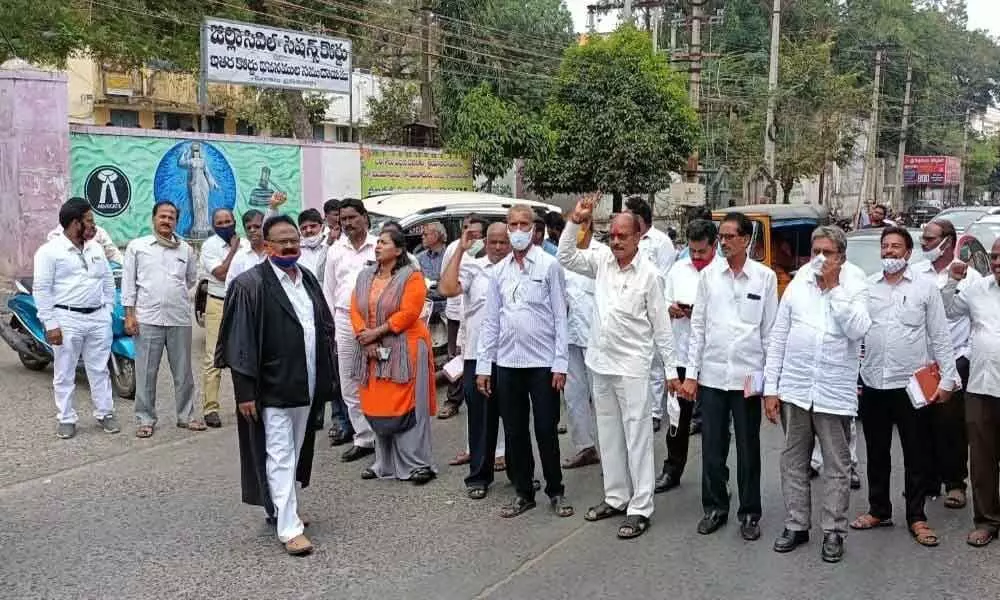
[
  {"left": 420, "top": 7, "right": 433, "bottom": 127},
  {"left": 863, "top": 48, "right": 884, "bottom": 206},
  {"left": 624, "top": 0, "right": 633, "bottom": 22},
  {"left": 685, "top": 0, "right": 704, "bottom": 184},
  {"left": 959, "top": 107, "right": 970, "bottom": 205},
  {"left": 895, "top": 61, "right": 912, "bottom": 212},
  {"left": 763, "top": 0, "right": 781, "bottom": 199}
]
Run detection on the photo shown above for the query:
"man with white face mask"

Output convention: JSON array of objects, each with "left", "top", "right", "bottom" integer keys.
[
  {"left": 851, "top": 226, "right": 958, "bottom": 548},
  {"left": 764, "top": 226, "right": 871, "bottom": 563},
  {"left": 914, "top": 218, "right": 980, "bottom": 510},
  {"left": 295, "top": 209, "right": 328, "bottom": 284}
]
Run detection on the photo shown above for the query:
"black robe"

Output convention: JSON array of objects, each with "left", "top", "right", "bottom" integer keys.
[{"left": 214, "top": 261, "right": 340, "bottom": 511}]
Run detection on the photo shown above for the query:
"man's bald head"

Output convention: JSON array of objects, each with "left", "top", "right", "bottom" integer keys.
[
  {"left": 608, "top": 212, "right": 642, "bottom": 266},
  {"left": 611, "top": 212, "right": 642, "bottom": 235},
  {"left": 486, "top": 221, "right": 511, "bottom": 264}
]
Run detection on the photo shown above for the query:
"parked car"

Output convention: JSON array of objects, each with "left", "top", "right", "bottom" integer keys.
[
  {"left": 964, "top": 214, "right": 1000, "bottom": 255},
  {"left": 905, "top": 204, "right": 941, "bottom": 227},
  {"left": 845, "top": 228, "right": 990, "bottom": 277},
  {"left": 935, "top": 206, "right": 999, "bottom": 232}
]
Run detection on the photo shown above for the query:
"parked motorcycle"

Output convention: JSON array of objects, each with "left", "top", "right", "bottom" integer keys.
[{"left": 0, "top": 263, "right": 136, "bottom": 399}]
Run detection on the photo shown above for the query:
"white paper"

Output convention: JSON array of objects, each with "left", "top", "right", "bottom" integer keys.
[
  {"left": 442, "top": 355, "right": 465, "bottom": 383},
  {"left": 743, "top": 371, "right": 765, "bottom": 398},
  {"left": 666, "top": 392, "right": 681, "bottom": 429},
  {"left": 906, "top": 375, "right": 930, "bottom": 410}
]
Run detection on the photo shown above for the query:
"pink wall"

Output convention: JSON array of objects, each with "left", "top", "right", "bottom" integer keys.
[{"left": 0, "top": 63, "right": 69, "bottom": 279}]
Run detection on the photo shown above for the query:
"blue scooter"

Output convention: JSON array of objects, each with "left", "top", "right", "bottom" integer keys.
[{"left": 0, "top": 263, "right": 136, "bottom": 399}]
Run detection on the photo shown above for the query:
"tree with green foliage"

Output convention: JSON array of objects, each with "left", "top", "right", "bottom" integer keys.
[
  {"left": 364, "top": 78, "right": 419, "bottom": 145},
  {"left": 525, "top": 26, "right": 698, "bottom": 211},
  {"left": 446, "top": 83, "right": 541, "bottom": 192}
]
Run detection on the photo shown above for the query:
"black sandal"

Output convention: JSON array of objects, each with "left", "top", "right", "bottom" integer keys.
[
  {"left": 410, "top": 467, "right": 436, "bottom": 486},
  {"left": 585, "top": 501, "right": 626, "bottom": 522},
  {"left": 361, "top": 468, "right": 377, "bottom": 480},
  {"left": 467, "top": 487, "right": 488, "bottom": 500},
  {"left": 618, "top": 515, "right": 650, "bottom": 539},
  {"left": 500, "top": 496, "right": 537, "bottom": 518}
]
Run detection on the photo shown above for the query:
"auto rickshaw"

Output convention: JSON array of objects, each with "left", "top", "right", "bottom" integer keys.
[{"left": 711, "top": 204, "right": 829, "bottom": 296}]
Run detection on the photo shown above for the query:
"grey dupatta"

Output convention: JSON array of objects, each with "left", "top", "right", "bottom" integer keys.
[{"left": 351, "top": 264, "right": 415, "bottom": 386}]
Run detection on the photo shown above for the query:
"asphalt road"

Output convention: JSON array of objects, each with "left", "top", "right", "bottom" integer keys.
[{"left": 1, "top": 329, "right": 998, "bottom": 600}]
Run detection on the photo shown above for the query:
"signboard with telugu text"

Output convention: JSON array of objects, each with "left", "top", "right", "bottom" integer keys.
[
  {"left": 903, "top": 155, "right": 962, "bottom": 187},
  {"left": 360, "top": 149, "right": 474, "bottom": 197},
  {"left": 201, "top": 17, "right": 352, "bottom": 94}
]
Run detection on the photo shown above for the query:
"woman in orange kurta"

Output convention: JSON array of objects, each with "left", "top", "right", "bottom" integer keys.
[{"left": 350, "top": 230, "right": 437, "bottom": 484}]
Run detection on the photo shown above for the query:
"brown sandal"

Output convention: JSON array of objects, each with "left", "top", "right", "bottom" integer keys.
[
  {"left": 849, "top": 513, "right": 893, "bottom": 530},
  {"left": 493, "top": 456, "right": 506, "bottom": 471},
  {"left": 909, "top": 521, "right": 939, "bottom": 547},
  {"left": 944, "top": 488, "right": 967, "bottom": 509},
  {"left": 178, "top": 420, "right": 207, "bottom": 431},
  {"left": 135, "top": 425, "right": 154, "bottom": 438},
  {"left": 448, "top": 452, "right": 470, "bottom": 466},
  {"left": 967, "top": 528, "right": 995, "bottom": 547}
]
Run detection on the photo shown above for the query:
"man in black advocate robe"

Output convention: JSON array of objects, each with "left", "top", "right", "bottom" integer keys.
[{"left": 215, "top": 214, "right": 339, "bottom": 556}]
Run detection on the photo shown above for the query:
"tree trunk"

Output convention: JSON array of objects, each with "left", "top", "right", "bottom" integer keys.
[
  {"left": 484, "top": 177, "right": 494, "bottom": 193},
  {"left": 282, "top": 90, "right": 313, "bottom": 139},
  {"left": 817, "top": 168, "right": 825, "bottom": 206},
  {"left": 781, "top": 176, "right": 794, "bottom": 204},
  {"left": 612, "top": 191, "right": 623, "bottom": 214}
]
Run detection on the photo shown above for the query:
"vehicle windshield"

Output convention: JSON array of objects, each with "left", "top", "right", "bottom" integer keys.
[
  {"left": 845, "top": 231, "right": 921, "bottom": 276},
  {"left": 367, "top": 211, "right": 393, "bottom": 232},
  {"left": 966, "top": 221, "right": 1000, "bottom": 251},
  {"left": 939, "top": 209, "right": 986, "bottom": 231}
]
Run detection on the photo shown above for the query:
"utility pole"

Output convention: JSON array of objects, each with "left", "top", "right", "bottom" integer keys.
[
  {"left": 686, "top": 0, "right": 704, "bottom": 184},
  {"left": 762, "top": 0, "right": 781, "bottom": 199},
  {"left": 419, "top": 7, "right": 433, "bottom": 128},
  {"left": 863, "top": 48, "right": 884, "bottom": 206},
  {"left": 652, "top": 5, "right": 660, "bottom": 54},
  {"left": 895, "top": 61, "right": 912, "bottom": 212},
  {"left": 669, "top": 12, "right": 680, "bottom": 67},
  {"left": 624, "top": 0, "right": 633, "bottom": 23},
  {"left": 958, "top": 107, "right": 970, "bottom": 205}
]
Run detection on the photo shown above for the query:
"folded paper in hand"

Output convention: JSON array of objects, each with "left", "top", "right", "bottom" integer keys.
[
  {"left": 743, "top": 371, "right": 765, "bottom": 399},
  {"left": 906, "top": 363, "right": 941, "bottom": 409},
  {"left": 442, "top": 355, "right": 464, "bottom": 383}
]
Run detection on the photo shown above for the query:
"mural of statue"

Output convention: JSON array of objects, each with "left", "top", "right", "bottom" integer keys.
[{"left": 179, "top": 142, "right": 218, "bottom": 237}]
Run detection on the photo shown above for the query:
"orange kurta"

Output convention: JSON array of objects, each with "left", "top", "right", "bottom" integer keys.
[{"left": 350, "top": 270, "right": 437, "bottom": 421}]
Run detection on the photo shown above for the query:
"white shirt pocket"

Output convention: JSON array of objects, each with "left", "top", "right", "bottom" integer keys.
[{"left": 738, "top": 290, "right": 765, "bottom": 323}]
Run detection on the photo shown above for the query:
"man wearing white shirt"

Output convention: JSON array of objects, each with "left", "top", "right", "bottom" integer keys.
[
  {"left": 764, "top": 226, "right": 872, "bottom": 563},
  {"left": 941, "top": 239, "right": 1000, "bottom": 548},
  {"left": 47, "top": 222, "right": 123, "bottom": 264},
  {"left": 560, "top": 212, "right": 602, "bottom": 470},
  {"left": 123, "top": 201, "right": 203, "bottom": 437},
  {"left": 294, "top": 209, "right": 329, "bottom": 283},
  {"left": 476, "top": 204, "right": 572, "bottom": 519},
  {"left": 656, "top": 219, "right": 721, "bottom": 494},
  {"left": 850, "top": 226, "right": 957, "bottom": 548},
  {"left": 559, "top": 198, "right": 679, "bottom": 539},
  {"left": 625, "top": 196, "right": 676, "bottom": 429},
  {"left": 916, "top": 218, "right": 980, "bottom": 510},
  {"left": 439, "top": 220, "right": 509, "bottom": 499},
  {"left": 34, "top": 198, "right": 120, "bottom": 439},
  {"left": 198, "top": 208, "right": 241, "bottom": 428},
  {"left": 681, "top": 212, "right": 778, "bottom": 540},
  {"left": 323, "top": 198, "right": 378, "bottom": 462},
  {"left": 438, "top": 215, "right": 480, "bottom": 420},
  {"left": 225, "top": 210, "right": 268, "bottom": 291}
]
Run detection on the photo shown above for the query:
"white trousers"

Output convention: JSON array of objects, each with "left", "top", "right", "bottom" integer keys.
[
  {"left": 52, "top": 308, "right": 114, "bottom": 424},
  {"left": 263, "top": 405, "right": 310, "bottom": 543},
  {"left": 334, "top": 310, "right": 374, "bottom": 448},
  {"left": 592, "top": 372, "right": 655, "bottom": 517},
  {"left": 812, "top": 418, "right": 859, "bottom": 471},
  {"left": 649, "top": 354, "right": 666, "bottom": 420},
  {"left": 565, "top": 344, "right": 596, "bottom": 450}
]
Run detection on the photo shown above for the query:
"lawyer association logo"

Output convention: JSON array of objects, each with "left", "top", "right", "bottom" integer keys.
[{"left": 84, "top": 165, "right": 132, "bottom": 217}]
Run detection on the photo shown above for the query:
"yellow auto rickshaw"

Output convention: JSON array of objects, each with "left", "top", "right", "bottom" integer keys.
[{"left": 711, "top": 204, "right": 829, "bottom": 296}]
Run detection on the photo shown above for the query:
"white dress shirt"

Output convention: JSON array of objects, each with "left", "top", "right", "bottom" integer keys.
[
  {"left": 688, "top": 258, "right": 779, "bottom": 391},
  {"left": 476, "top": 244, "right": 569, "bottom": 376},
  {"left": 271, "top": 262, "right": 317, "bottom": 400},
  {"left": 33, "top": 234, "right": 115, "bottom": 331},
  {"left": 565, "top": 239, "right": 604, "bottom": 348},
  {"left": 322, "top": 233, "right": 377, "bottom": 314},
  {"left": 458, "top": 255, "right": 498, "bottom": 361},
  {"left": 199, "top": 234, "right": 232, "bottom": 298},
  {"left": 664, "top": 255, "right": 724, "bottom": 367},
  {"left": 942, "top": 276, "right": 1000, "bottom": 397},
  {"left": 914, "top": 259, "right": 981, "bottom": 359},
  {"left": 442, "top": 239, "right": 464, "bottom": 322},
  {"left": 558, "top": 222, "right": 677, "bottom": 379},
  {"left": 638, "top": 225, "right": 676, "bottom": 285},
  {"left": 47, "top": 224, "right": 123, "bottom": 264},
  {"left": 860, "top": 266, "right": 958, "bottom": 391},
  {"left": 298, "top": 238, "right": 328, "bottom": 284},
  {"left": 764, "top": 263, "right": 872, "bottom": 416},
  {"left": 122, "top": 236, "right": 198, "bottom": 327},
  {"left": 225, "top": 245, "right": 269, "bottom": 292}
]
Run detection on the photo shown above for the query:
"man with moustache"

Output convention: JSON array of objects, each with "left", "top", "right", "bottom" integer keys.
[
  {"left": 216, "top": 214, "right": 336, "bottom": 556},
  {"left": 323, "top": 198, "right": 378, "bottom": 460},
  {"left": 851, "top": 226, "right": 957, "bottom": 548},
  {"left": 199, "top": 207, "right": 241, "bottom": 428},
  {"left": 477, "top": 205, "right": 572, "bottom": 519},
  {"left": 295, "top": 209, "right": 329, "bottom": 283},
  {"left": 323, "top": 198, "right": 342, "bottom": 245},
  {"left": 123, "top": 201, "right": 203, "bottom": 437},
  {"left": 34, "top": 197, "right": 119, "bottom": 439},
  {"left": 915, "top": 218, "right": 980, "bottom": 509},
  {"left": 559, "top": 197, "right": 680, "bottom": 539},
  {"left": 941, "top": 239, "right": 1000, "bottom": 547},
  {"left": 655, "top": 219, "right": 722, "bottom": 494},
  {"left": 682, "top": 212, "right": 778, "bottom": 540},
  {"left": 439, "top": 220, "right": 511, "bottom": 498},
  {"left": 225, "top": 210, "right": 268, "bottom": 291}
]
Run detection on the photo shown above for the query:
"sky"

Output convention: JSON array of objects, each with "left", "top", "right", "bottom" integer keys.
[{"left": 568, "top": 0, "right": 1000, "bottom": 37}]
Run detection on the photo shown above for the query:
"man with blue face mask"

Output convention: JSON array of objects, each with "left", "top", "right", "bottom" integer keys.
[
  {"left": 477, "top": 205, "right": 572, "bottom": 519},
  {"left": 198, "top": 207, "right": 241, "bottom": 428},
  {"left": 851, "top": 226, "right": 958, "bottom": 548}
]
